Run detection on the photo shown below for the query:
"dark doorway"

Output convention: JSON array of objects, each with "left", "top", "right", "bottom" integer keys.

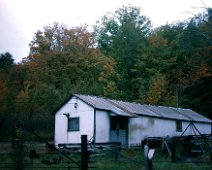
[{"left": 110, "top": 116, "right": 128, "bottom": 147}]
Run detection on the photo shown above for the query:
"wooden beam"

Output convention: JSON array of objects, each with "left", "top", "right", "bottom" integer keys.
[{"left": 164, "top": 141, "right": 172, "bottom": 156}]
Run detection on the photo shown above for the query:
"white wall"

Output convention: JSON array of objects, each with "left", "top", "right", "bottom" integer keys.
[
  {"left": 182, "top": 122, "right": 211, "bottom": 136},
  {"left": 129, "top": 117, "right": 175, "bottom": 146},
  {"left": 54, "top": 96, "right": 94, "bottom": 147},
  {"left": 95, "top": 110, "right": 110, "bottom": 143},
  {"left": 128, "top": 116, "right": 211, "bottom": 146},
  {"left": 55, "top": 113, "right": 68, "bottom": 145}
]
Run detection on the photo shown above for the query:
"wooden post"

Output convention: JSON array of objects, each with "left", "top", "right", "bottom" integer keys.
[
  {"left": 81, "top": 135, "right": 88, "bottom": 170},
  {"left": 114, "top": 143, "right": 120, "bottom": 160},
  {"left": 171, "top": 140, "right": 176, "bottom": 162},
  {"left": 164, "top": 141, "right": 172, "bottom": 156}
]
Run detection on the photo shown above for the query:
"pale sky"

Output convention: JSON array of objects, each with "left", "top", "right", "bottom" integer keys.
[{"left": 0, "top": 0, "right": 211, "bottom": 62}]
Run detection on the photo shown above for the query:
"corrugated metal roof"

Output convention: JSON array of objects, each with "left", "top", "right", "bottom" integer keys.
[
  {"left": 74, "top": 94, "right": 134, "bottom": 117},
  {"left": 74, "top": 94, "right": 212, "bottom": 123}
]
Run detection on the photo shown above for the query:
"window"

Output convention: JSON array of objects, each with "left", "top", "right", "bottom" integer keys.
[
  {"left": 68, "top": 117, "right": 79, "bottom": 131},
  {"left": 176, "top": 120, "right": 182, "bottom": 132}
]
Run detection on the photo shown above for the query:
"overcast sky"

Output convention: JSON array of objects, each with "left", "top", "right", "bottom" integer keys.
[{"left": 0, "top": 0, "right": 211, "bottom": 62}]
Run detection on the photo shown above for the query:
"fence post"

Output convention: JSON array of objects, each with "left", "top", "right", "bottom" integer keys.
[
  {"left": 171, "top": 140, "right": 176, "bottom": 162},
  {"left": 81, "top": 135, "right": 88, "bottom": 170},
  {"left": 114, "top": 143, "right": 120, "bottom": 160}
]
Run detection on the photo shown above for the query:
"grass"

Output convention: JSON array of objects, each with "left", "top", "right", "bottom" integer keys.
[
  {"left": 0, "top": 144, "right": 211, "bottom": 170},
  {"left": 93, "top": 148, "right": 212, "bottom": 170}
]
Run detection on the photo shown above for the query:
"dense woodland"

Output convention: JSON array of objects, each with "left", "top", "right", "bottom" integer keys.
[{"left": 0, "top": 6, "right": 211, "bottom": 136}]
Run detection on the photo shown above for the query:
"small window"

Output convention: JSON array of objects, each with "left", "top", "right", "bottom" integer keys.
[
  {"left": 68, "top": 117, "right": 79, "bottom": 131},
  {"left": 176, "top": 120, "right": 182, "bottom": 132}
]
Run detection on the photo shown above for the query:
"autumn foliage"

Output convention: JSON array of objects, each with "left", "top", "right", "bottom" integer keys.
[{"left": 0, "top": 6, "right": 211, "bottom": 136}]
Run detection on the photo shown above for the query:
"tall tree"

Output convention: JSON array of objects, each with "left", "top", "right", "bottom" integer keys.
[
  {"left": 0, "top": 52, "right": 17, "bottom": 133},
  {"left": 132, "top": 28, "right": 176, "bottom": 105},
  {"left": 0, "top": 52, "right": 14, "bottom": 72},
  {"left": 19, "top": 23, "right": 118, "bottom": 119},
  {"left": 95, "top": 5, "right": 152, "bottom": 99},
  {"left": 0, "top": 52, "right": 15, "bottom": 113}
]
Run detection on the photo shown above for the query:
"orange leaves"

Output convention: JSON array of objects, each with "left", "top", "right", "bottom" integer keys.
[
  {"left": 194, "top": 64, "right": 211, "bottom": 81},
  {"left": 146, "top": 74, "right": 167, "bottom": 105}
]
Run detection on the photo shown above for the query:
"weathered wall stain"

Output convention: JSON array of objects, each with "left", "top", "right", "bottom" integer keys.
[{"left": 129, "top": 117, "right": 155, "bottom": 133}]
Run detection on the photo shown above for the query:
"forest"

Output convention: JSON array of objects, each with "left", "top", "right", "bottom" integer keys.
[{"left": 0, "top": 5, "right": 211, "bottom": 136}]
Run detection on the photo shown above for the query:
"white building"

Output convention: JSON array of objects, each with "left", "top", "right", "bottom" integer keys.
[{"left": 54, "top": 94, "right": 212, "bottom": 147}]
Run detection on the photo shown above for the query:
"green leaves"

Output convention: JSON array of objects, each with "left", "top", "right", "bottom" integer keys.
[
  {"left": 95, "top": 5, "right": 152, "bottom": 99},
  {"left": 0, "top": 52, "right": 14, "bottom": 72}
]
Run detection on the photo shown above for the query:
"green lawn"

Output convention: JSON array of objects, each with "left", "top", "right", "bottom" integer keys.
[
  {"left": 94, "top": 149, "right": 211, "bottom": 170},
  {"left": 0, "top": 145, "right": 211, "bottom": 170}
]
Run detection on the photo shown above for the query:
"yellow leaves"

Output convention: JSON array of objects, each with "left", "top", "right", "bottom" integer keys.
[
  {"left": 103, "top": 81, "right": 117, "bottom": 97},
  {"left": 146, "top": 74, "right": 167, "bottom": 105},
  {"left": 148, "top": 35, "right": 167, "bottom": 47},
  {"left": 99, "top": 57, "right": 119, "bottom": 83},
  {"left": 194, "top": 64, "right": 211, "bottom": 81},
  {"left": 98, "top": 57, "right": 119, "bottom": 97},
  {"left": 0, "top": 79, "right": 8, "bottom": 113},
  {"left": 98, "top": 75, "right": 104, "bottom": 82},
  {"left": 16, "top": 80, "right": 33, "bottom": 101}
]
